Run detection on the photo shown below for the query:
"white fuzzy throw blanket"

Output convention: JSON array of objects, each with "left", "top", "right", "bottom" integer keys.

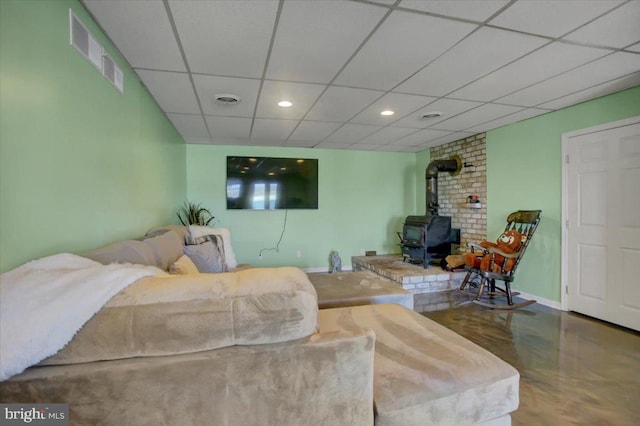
[{"left": 0, "top": 253, "right": 162, "bottom": 381}]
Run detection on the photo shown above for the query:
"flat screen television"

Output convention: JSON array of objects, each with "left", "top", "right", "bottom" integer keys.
[{"left": 226, "top": 156, "right": 319, "bottom": 210}]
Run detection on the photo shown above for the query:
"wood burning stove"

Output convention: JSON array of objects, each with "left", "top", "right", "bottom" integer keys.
[
  {"left": 400, "top": 157, "right": 461, "bottom": 267},
  {"left": 401, "top": 215, "right": 451, "bottom": 267}
]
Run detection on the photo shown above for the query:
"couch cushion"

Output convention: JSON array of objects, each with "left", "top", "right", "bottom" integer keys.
[
  {"left": 81, "top": 230, "right": 184, "bottom": 271},
  {"left": 41, "top": 267, "right": 318, "bottom": 365},
  {"left": 318, "top": 304, "right": 519, "bottom": 426},
  {"left": 142, "top": 230, "right": 184, "bottom": 271},
  {"left": 145, "top": 225, "right": 189, "bottom": 243},
  {"left": 81, "top": 239, "right": 156, "bottom": 267},
  {"left": 3, "top": 329, "right": 375, "bottom": 426}
]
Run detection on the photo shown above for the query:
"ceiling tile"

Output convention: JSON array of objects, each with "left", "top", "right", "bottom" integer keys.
[
  {"left": 83, "top": 0, "right": 185, "bottom": 72},
  {"left": 564, "top": 1, "right": 640, "bottom": 48},
  {"left": 85, "top": 0, "right": 638, "bottom": 152},
  {"left": 205, "top": 116, "right": 252, "bottom": 140},
  {"left": 247, "top": 139, "right": 285, "bottom": 147},
  {"left": 392, "top": 98, "right": 482, "bottom": 128},
  {"left": 537, "top": 72, "right": 640, "bottom": 110},
  {"left": 392, "top": 129, "right": 452, "bottom": 146},
  {"left": 400, "top": 0, "right": 509, "bottom": 22},
  {"left": 136, "top": 70, "right": 200, "bottom": 114},
  {"left": 358, "top": 126, "right": 417, "bottom": 145},
  {"left": 288, "top": 121, "right": 342, "bottom": 143},
  {"left": 182, "top": 137, "right": 213, "bottom": 145},
  {"left": 488, "top": 0, "right": 623, "bottom": 38},
  {"left": 166, "top": 113, "right": 208, "bottom": 139},
  {"left": 351, "top": 143, "right": 385, "bottom": 151},
  {"left": 323, "top": 124, "right": 383, "bottom": 144},
  {"left": 350, "top": 93, "right": 436, "bottom": 125},
  {"left": 168, "top": 0, "right": 278, "bottom": 77},
  {"left": 401, "top": 145, "right": 428, "bottom": 153},
  {"left": 450, "top": 42, "right": 609, "bottom": 101},
  {"left": 256, "top": 81, "right": 326, "bottom": 119},
  {"left": 193, "top": 75, "right": 260, "bottom": 117},
  {"left": 305, "top": 86, "right": 383, "bottom": 122},
  {"left": 426, "top": 131, "right": 476, "bottom": 147},
  {"left": 396, "top": 27, "right": 548, "bottom": 96},
  {"left": 251, "top": 118, "right": 298, "bottom": 141},
  {"left": 369, "top": 0, "right": 396, "bottom": 5},
  {"left": 465, "top": 108, "right": 551, "bottom": 133},
  {"left": 498, "top": 52, "right": 640, "bottom": 107},
  {"left": 267, "top": 1, "right": 386, "bottom": 83},
  {"left": 431, "top": 103, "right": 524, "bottom": 131},
  {"left": 314, "top": 140, "right": 355, "bottom": 150},
  {"left": 335, "top": 10, "right": 476, "bottom": 90},
  {"left": 284, "top": 140, "right": 318, "bottom": 148}
]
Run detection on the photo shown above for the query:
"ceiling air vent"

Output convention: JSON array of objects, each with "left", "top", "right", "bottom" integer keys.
[
  {"left": 421, "top": 112, "right": 443, "bottom": 120},
  {"left": 214, "top": 94, "right": 241, "bottom": 106}
]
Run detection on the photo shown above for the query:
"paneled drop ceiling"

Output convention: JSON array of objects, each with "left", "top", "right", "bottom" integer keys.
[{"left": 83, "top": 0, "right": 640, "bottom": 152}]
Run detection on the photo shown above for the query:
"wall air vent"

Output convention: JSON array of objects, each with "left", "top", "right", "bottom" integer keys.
[
  {"left": 102, "top": 54, "right": 124, "bottom": 93},
  {"left": 69, "top": 10, "right": 124, "bottom": 94}
]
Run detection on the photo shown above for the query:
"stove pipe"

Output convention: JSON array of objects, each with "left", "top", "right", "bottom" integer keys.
[{"left": 426, "top": 156, "right": 461, "bottom": 216}]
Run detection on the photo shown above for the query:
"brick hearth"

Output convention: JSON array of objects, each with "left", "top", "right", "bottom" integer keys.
[{"left": 351, "top": 255, "right": 465, "bottom": 293}]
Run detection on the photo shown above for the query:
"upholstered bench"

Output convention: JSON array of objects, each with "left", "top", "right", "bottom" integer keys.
[
  {"left": 319, "top": 304, "right": 519, "bottom": 426},
  {"left": 308, "top": 271, "right": 414, "bottom": 310}
]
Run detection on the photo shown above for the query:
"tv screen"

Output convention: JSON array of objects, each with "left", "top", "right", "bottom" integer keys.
[{"left": 226, "top": 156, "right": 319, "bottom": 210}]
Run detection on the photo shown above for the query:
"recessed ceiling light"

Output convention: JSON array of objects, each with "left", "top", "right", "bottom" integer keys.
[
  {"left": 278, "top": 100, "right": 293, "bottom": 108},
  {"left": 296, "top": 159, "right": 304, "bottom": 163},
  {"left": 380, "top": 110, "right": 395, "bottom": 116},
  {"left": 421, "top": 111, "right": 443, "bottom": 119},
  {"left": 280, "top": 167, "right": 287, "bottom": 171},
  {"left": 249, "top": 158, "right": 257, "bottom": 162},
  {"left": 268, "top": 172, "right": 275, "bottom": 176}
]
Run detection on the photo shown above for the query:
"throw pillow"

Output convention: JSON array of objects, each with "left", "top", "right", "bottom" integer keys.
[
  {"left": 184, "top": 235, "right": 228, "bottom": 273},
  {"left": 188, "top": 226, "right": 238, "bottom": 268},
  {"left": 142, "top": 230, "right": 184, "bottom": 271},
  {"left": 169, "top": 254, "right": 199, "bottom": 275}
]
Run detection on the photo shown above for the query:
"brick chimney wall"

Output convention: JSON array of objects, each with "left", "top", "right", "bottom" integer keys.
[{"left": 430, "top": 133, "right": 487, "bottom": 253}]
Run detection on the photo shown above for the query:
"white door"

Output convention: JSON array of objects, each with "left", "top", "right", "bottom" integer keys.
[{"left": 566, "top": 118, "right": 640, "bottom": 331}]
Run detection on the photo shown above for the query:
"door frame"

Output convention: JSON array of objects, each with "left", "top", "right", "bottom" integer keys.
[{"left": 561, "top": 115, "right": 640, "bottom": 311}]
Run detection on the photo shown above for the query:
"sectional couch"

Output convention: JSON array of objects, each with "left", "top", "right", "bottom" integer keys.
[{"left": 0, "top": 225, "right": 519, "bottom": 425}]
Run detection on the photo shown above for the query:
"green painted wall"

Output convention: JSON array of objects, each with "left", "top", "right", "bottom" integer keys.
[
  {"left": 186, "top": 145, "right": 416, "bottom": 269},
  {"left": 0, "top": 0, "right": 186, "bottom": 272},
  {"left": 486, "top": 86, "right": 640, "bottom": 302}
]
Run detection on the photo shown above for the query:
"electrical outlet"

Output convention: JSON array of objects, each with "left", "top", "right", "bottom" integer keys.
[
  {"left": 258, "top": 254, "right": 262, "bottom": 260},
  {"left": 360, "top": 248, "right": 365, "bottom": 255},
  {"left": 296, "top": 250, "right": 302, "bottom": 258}
]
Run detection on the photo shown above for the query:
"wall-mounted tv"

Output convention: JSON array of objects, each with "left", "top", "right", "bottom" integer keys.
[{"left": 226, "top": 156, "right": 319, "bottom": 210}]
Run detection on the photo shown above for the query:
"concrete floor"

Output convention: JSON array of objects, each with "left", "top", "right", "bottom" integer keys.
[{"left": 422, "top": 292, "right": 640, "bottom": 425}]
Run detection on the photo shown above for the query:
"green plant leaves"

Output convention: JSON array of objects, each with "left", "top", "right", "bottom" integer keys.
[{"left": 177, "top": 202, "right": 214, "bottom": 226}]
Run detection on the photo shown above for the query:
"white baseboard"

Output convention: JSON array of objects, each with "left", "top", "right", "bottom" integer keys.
[
  {"left": 303, "top": 266, "right": 353, "bottom": 274},
  {"left": 516, "top": 290, "right": 564, "bottom": 311}
]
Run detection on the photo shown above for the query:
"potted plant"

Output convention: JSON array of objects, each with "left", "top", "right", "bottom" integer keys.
[{"left": 177, "top": 202, "right": 215, "bottom": 226}]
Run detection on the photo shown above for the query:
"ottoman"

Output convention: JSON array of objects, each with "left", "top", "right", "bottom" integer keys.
[
  {"left": 308, "top": 271, "right": 414, "bottom": 310},
  {"left": 319, "top": 304, "right": 519, "bottom": 425}
]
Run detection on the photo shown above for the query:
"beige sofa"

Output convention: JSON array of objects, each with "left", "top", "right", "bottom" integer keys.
[{"left": 0, "top": 226, "right": 518, "bottom": 425}]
